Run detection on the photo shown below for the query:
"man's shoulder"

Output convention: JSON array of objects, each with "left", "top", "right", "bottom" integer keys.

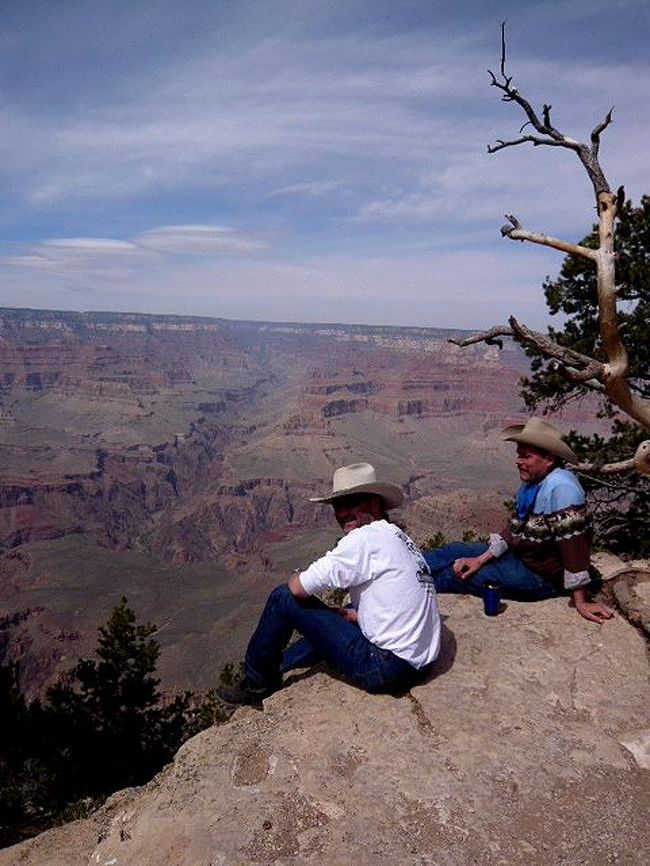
[
  {"left": 537, "top": 468, "right": 585, "bottom": 512},
  {"left": 334, "top": 519, "right": 393, "bottom": 550},
  {"left": 347, "top": 520, "right": 414, "bottom": 548},
  {"left": 368, "top": 520, "right": 414, "bottom": 543},
  {"left": 544, "top": 467, "right": 584, "bottom": 492},
  {"left": 374, "top": 521, "right": 426, "bottom": 559},
  {"left": 352, "top": 518, "right": 394, "bottom": 535}
]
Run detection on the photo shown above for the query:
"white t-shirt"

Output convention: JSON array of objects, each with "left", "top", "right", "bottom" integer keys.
[{"left": 299, "top": 520, "right": 441, "bottom": 669}]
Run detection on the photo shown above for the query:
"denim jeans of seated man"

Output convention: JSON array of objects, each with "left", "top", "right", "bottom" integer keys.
[
  {"left": 422, "top": 542, "right": 558, "bottom": 602},
  {"left": 244, "top": 584, "right": 426, "bottom": 694}
]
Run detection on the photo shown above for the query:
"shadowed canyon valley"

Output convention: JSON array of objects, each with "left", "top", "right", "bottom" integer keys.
[{"left": 0, "top": 307, "right": 596, "bottom": 697}]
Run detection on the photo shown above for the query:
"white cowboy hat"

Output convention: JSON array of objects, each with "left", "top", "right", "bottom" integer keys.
[
  {"left": 310, "top": 462, "right": 404, "bottom": 510},
  {"left": 500, "top": 417, "right": 578, "bottom": 463}
]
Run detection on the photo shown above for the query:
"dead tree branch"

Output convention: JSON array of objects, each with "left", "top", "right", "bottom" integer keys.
[
  {"left": 469, "top": 23, "right": 650, "bottom": 458},
  {"left": 500, "top": 214, "right": 597, "bottom": 260},
  {"left": 450, "top": 319, "right": 607, "bottom": 396},
  {"left": 449, "top": 325, "right": 513, "bottom": 348},
  {"left": 487, "top": 22, "right": 611, "bottom": 196},
  {"left": 574, "top": 440, "right": 650, "bottom": 477},
  {"left": 507, "top": 318, "right": 603, "bottom": 375}
]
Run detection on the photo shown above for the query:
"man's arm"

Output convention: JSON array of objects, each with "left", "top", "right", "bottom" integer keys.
[
  {"left": 571, "top": 586, "right": 614, "bottom": 624},
  {"left": 453, "top": 532, "right": 508, "bottom": 580},
  {"left": 548, "top": 484, "right": 614, "bottom": 624},
  {"left": 453, "top": 549, "right": 493, "bottom": 580},
  {"left": 288, "top": 571, "right": 358, "bottom": 621}
]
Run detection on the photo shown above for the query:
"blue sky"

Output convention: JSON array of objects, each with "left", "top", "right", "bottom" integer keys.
[{"left": 0, "top": 0, "right": 648, "bottom": 328}]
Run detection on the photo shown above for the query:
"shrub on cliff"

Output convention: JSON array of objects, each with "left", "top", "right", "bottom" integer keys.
[
  {"left": 0, "top": 598, "right": 226, "bottom": 846},
  {"left": 44, "top": 598, "right": 197, "bottom": 804}
]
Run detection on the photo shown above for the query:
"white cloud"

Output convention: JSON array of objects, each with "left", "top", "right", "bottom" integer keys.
[
  {"left": 266, "top": 180, "right": 351, "bottom": 199},
  {"left": 43, "top": 238, "right": 138, "bottom": 252},
  {"left": 0, "top": 224, "right": 272, "bottom": 301},
  {"left": 134, "top": 225, "right": 270, "bottom": 255}
]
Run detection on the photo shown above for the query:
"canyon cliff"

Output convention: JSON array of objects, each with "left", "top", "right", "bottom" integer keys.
[
  {"left": 2, "top": 585, "right": 648, "bottom": 866},
  {"left": 0, "top": 307, "right": 599, "bottom": 696}
]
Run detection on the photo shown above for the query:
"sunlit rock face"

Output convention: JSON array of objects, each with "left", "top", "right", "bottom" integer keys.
[{"left": 2, "top": 592, "right": 648, "bottom": 866}]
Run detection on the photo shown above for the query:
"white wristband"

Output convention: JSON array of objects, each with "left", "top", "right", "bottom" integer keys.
[
  {"left": 564, "top": 569, "right": 591, "bottom": 590},
  {"left": 487, "top": 533, "right": 508, "bottom": 558}
]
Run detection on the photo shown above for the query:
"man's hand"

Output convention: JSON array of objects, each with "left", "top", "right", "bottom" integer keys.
[
  {"left": 288, "top": 572, "right": 311, "bottom": 598},
  {"left": 335, "top": 606, "right": 358, "bottom": 624},
  {"left": 452, "top": 554, "right": 489, "bottom": 581},
  {"left": 572, "top": 588, "right": 614, "bottom": 623}
]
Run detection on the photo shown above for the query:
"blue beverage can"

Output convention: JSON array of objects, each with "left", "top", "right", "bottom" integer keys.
[{"left": 483, "top": 581, "right": 502, "bottom": 616}]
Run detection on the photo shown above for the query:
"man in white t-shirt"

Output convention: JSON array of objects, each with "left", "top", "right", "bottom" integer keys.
[{"left": 217, "top": 463, "right": 441, "bottom": 708}]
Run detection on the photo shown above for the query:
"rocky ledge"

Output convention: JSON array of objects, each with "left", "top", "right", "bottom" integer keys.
[{"left": 3, "top": 586, "right": 648, "bottom": 866}]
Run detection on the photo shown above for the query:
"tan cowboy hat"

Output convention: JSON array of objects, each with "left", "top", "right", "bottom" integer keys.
[
  {"left": 310, "top": 462, "right": 404, "bottom": 510},
  {"left": 500, "top": 417, "right": 578, "bottom": 463}
]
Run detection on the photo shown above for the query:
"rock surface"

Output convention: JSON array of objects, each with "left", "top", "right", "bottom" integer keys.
[
  {"left": 3, "top": 593, "right": 648, "bottom": 866},
  {"left": 611, "top": 569, "right": 650, "bottom": 639}
]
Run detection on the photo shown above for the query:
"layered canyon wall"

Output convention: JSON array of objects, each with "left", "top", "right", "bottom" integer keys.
[{"left": 0, "top": 307, "right": 595, "bottom": 694}]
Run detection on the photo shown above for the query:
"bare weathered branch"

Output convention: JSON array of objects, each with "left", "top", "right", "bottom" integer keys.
[
  {"left": 449, "top": 318, "right": 606, "bottom": 394},
  {"left": 561, "top": 364, "right": 606, "bottom": 385},
  {"left": 508, "top": 317, "right": 597, "bottom": 366},
  {"left": 487, "top": 24, "right": 611, "bottom": 195},
  {"left": 448, "top": 325, "right": 513, "bottom": 348},
  {"left": 590, "top": 108, "right": 614, "bottom": 158},
  {"left": 448, "top": 310, "right": 649, "bottom": 424},
  {"left": 573, "top": 441, "right": 650, "bottom": 477},
  {"left": 487, "top": 135, "right": 574, "bottom": 154},
  {"left": 454, "top": 312, "right": 650, "bottom": 426},
  {"left": 499, "top": 20, "right": 507, "bottom": 79},
  {"left": 479, "top": 26, "right": 650, "bottom": 434},
  {"left": 500, "top": 215, "right": 597, "bottom": 260},
  {"left": 573, "top": 458, "right": 635, "bottom": 474},
  {"left": 507, "top": 318, "right": 611, "bottom": 394}
]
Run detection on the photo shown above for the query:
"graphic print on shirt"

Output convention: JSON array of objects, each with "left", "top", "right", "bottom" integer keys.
[{"left": 394, "top": 527, "right": 435, "bottom": 594}]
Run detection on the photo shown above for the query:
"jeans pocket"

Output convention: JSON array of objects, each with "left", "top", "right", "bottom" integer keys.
[
  {"left": 356, "top": 647, "right": 415, "bottom": 693},
  {"left": 350, "top": 644, "right": 388, "bottom": 693},
  {"left": 357, "top": 661, "right": 387, "bottom": 693}
]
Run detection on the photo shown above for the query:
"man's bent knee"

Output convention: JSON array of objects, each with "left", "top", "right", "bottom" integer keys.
[{"left": 270, "top": 583, "right": 292, "bottom": 600}]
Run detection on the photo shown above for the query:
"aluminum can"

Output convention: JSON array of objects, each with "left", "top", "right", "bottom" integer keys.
[{"left": 483, "top": 581, "right": 502, "bottom": 616}]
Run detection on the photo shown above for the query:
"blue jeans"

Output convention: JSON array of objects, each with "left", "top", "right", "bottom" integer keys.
[
  {"left": 423, "top": 543, "right": 558, "bottom": 602},
  {"left": 244, "top": 584, "right": 426, "bottom": 694}
]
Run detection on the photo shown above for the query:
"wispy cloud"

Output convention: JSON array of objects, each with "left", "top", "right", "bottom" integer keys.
[
  {"left": 2, "top": 224, "right": 270, "bottom": 290},
  {"left": 43, "top": 238, "right": 138, "bottom": 252},
  {"left": 134, "top": 225, "right": 270, "bottom": 255},
  {"left": 266, "top": 180, "right": 352, "bottom": 199}
]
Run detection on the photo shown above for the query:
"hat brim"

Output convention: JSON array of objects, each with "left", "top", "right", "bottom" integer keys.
[
  {"left": 501, "top": 424, "right": 577, "bottom": 463},
  {"left": 310, "top": 481, "right": 404, "bottom": 510}
]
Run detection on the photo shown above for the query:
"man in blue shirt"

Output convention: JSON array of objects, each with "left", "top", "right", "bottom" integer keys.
[{"left": 423, "top": 418, "right": 614, "bottom": 624}]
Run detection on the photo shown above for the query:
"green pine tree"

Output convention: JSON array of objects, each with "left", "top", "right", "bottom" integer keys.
[
  {"left": 1, "top": 599, "right": 228, "bottom": 845},
  {"left": 520, "top": 196, "right": 650, "bottom": 555},
  {"left": 42, "top": 598, "right": 195, "bottom": 811}
]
